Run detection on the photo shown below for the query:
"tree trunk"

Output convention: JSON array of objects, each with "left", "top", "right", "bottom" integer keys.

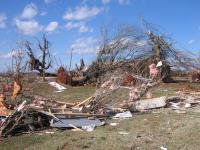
[
  {"left": 155, "top": 44, "right": 161, "bottom": 62},
  {"left": 42, "top": 50, "right": 46, "bottom": 81}
]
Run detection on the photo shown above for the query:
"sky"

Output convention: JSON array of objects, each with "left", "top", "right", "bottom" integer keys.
[{"left": 0, "top": 0, "right": 200, "bottom": 72}]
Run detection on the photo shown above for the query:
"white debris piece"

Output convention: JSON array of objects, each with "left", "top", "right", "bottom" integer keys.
[
  {"left": 160, "top": 146, "right": 167, "bottom": 150},
  {"left": 45, "top": 131, "right": 55, "bottom": 134},
  {"left": 110, "top": 123, "right": 118, "bottom": 126},
  {"left": 169, "top": 102, "right": 180, "bottom": 109},
  {"left": 113, "top": 111, "right": 132, "bottom": 119},
  {"left": 48, "top": 82, "right": 67, "bottom": 92},
  {"left": 118, "top": 131, "right": 129, "bottom": 135},
  {"left": 156, "top": 61, "right": 162, "bottom": 67},
  {"left": 134, "top": 96, "right": 167, "bottom": 110},
  {"left": 82, "top": 124, "right": 96, "bottom": 132},
  {"left": 185, "top": 103, "right": 191, "bottom": 108},
  {"left": 17, "top": 101, "right": 27, "bottom": 111}
]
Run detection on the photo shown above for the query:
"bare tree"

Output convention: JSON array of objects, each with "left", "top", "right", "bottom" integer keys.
[
  {"left": 97, "top": 25, "right": 146, "bottom": 64},
  {"left": 86, "top": 25, "right": 148, "bottom": 78},
  {"left": 9, "top": 46, "right": 27, "bottom": 99},
  {"left": 26, "top": 34, "right": 52, "bottom": 81},
  {"left": 11, "top": 50, "right": 25, "bottom": 83}
]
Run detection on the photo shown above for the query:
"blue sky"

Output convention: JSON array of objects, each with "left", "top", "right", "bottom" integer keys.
[{"left": 0, "top": 0, "right": 199, "bottom": 72}]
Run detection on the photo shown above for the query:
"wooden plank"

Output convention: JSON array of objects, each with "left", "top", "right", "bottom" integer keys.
[{"left": 73, "top": 97, "right": 93, "bottom": 108}]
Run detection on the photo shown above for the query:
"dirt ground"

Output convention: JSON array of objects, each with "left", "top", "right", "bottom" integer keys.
[{"left": 1, "top": 81, "right": 200, "bottom": 150}]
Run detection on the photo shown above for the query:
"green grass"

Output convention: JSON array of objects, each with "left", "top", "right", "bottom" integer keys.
[
  {"left": 31, "top": 82, "right": 95, "bottom": 103},
  {"left": 150, "top": 82, "right": 200, "bottom": 98}
]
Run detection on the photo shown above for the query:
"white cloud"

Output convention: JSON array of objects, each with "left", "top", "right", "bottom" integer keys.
[
  {"left": 118, "top": 0, "right": 131, "bottom": 5},
  {"left": 15, "top": 18, "right": 43, "bottom": 35},
  {"left": 102, "top": 0, "right": 111, "bottom": 4},
  {"left": 0, "top": 50, "right": 23, "bottom": 59},
  {"left": 188, "top": 39, "right": 196, "bottom": 45},
  {"left": 0, "top": 13, "right": 7, "bottom": 28},
  {"left": 63, "top": 6, "right": 103, "bottom": 21},
  {"left": 14, "top": 3, "right": 44, "bottom": 35},
  {"left": 79, "top": 25, "right": 93, "bottom": 33},
  {"left": 65, "top": 21, "right": 93, "bottom": 33},
  {"left": 65, "top": 22, "right": 82, "bottom": 29},
  {"left": 21, "top": 3, "right": 38, "bottom": 19},
  {"left": 70, "top": 37, "right": 100, "bottom": 55},
  {"left": 45, "top": 21, "right": 58, "bottom": 32},
  {"left": 40, "top": 11, "right": 47, "bottom": 16}
]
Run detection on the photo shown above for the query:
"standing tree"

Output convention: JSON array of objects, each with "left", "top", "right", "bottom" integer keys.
[
  {"left": 11, "top": 49, "right": 25, "bottom": 99},
  {"left": 26, "top": 34, "right": 52, "bottom": 81}
]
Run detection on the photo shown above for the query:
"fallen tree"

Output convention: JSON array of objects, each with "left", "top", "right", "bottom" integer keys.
[{"left": 85, "top": 25, "right": 196, "bottom": 83}]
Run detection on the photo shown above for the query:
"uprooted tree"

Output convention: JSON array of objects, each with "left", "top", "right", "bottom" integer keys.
[
  {"left": 26, "top": 34, "right": 52, "bottom": 81},
  {"left": 85, "top": 24, "right": 196, "bottom": 83}
]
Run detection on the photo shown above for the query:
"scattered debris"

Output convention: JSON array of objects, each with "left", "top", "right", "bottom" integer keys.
[
  {"left": 0, "top": 108, "right": 51, "bottom": 137},
  {"left": 82, "top": 124, "right": 96, "bottom": 132},
  {"left": 185, "top": 103, "right": 191, "bottom": 108},
  {"left": 51, "top": 118, "right": 104, "bottom": 128},
  {"left": 1, "top": 48, "right": 200, "bottom": 138},
  {"left": 122, "top": 73, "right": 136, "bottom": 86},
  {"left": 113, "top": 111, "right": 132, "bottom": 119},
  {"left": 118, "top": 131, "right": 129, "bottom": 135},
  {"left": 174, "top": 110, "right": 186, "bottom": 114},
  {"left": 149, "top": 63, "right": 159, "bottom": 78},
  {"left": 160, "top": 146, "right": 167, "bottom": 150},
  {"left": 133, "top": 96, "right": 167, "bottom": 111},
  {"left": 156, "top": 61, "right": 163, "bottom": 67},
  {"left": 11, "top": 81, "right": 21, "bottom": 100},
  {"left": 110, "top": 123, "right": 118, "bottom": 126},
  {"left": 48, "top": 82, "right": 67, "bottom": 92},
  {"left": 45, "top": 131, "right": 55, "bottom": 134},
  {"left": 2, "top": 78, "right": 200, "bottom": 138}
]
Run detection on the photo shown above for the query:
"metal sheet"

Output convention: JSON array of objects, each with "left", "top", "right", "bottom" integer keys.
[{"left": 51, "top": 118, "right": 103, "bottom": 128}]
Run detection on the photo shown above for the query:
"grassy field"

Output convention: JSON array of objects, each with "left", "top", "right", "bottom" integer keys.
[{"left": 1, "top": 81, "right": 200, "bottom": 150}]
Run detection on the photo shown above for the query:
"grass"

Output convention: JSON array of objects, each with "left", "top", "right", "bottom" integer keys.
[
  {"left": 1, "top": 112, "right": 200, "bottom": 150},
  {"left": 1, "top": 81, "right": 200, "bottom": 150},
  {"left": 31, "top": 82, "right": 95, "bottom": 103}
]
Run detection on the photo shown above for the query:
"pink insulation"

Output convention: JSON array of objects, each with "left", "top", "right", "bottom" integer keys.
[{"left": 149, "top": 63, "right": 159, "bottom": 78}]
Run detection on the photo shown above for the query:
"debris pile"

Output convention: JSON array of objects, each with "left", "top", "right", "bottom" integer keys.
[
  {"left": 1, "top": 77, "right": 200, "bottom": 137},
  {"left": 0, "top": 101, "right": 50, "bottom": 137},
  {"left": 0, "top": 95, "right": 108, "bottom": 137}
]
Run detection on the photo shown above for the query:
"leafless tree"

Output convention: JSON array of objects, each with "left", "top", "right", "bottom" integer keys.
[
  {"left": 11, "top": 49, "right": 25, "bottom": 83},
  {"left": 97, "top": 25, "right": 146, "bottom": 64},
  {"left": 10, "top": 40, "right": 28, "bottom": 84},
  {"left": 26, "top": 34, "right": 52, "bottom": 81}
]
